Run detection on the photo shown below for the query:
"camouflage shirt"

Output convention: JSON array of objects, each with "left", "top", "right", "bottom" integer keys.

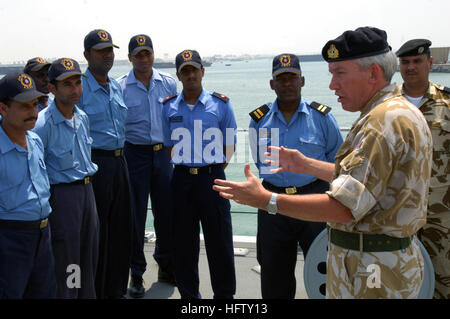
[
  {"left": 327, "top": 83, "right": 433, "bottom": 238},
  {"left": 400, "top": 82, "right": 450, "bottom": 214}
]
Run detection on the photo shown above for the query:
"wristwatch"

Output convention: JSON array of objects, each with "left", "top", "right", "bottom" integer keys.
[{"left": 266, "top": 193, "right": 278, "bottom": 215}]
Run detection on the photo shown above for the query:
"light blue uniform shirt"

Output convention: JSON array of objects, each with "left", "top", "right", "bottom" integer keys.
[
  {"left": 117, "top": 68, "right": 177, "bottom": 145},
  {"left": 249, "top": 98, "right": 343, "bottom": 187},
  {"left": 0, "top": 125, "right": 51, "bottom": 221},
  {"left": 33, "top": 101, "right": 98, "bottom": 185},
  {"left": 78, "top": 68, "right": 128, "bottom": 150},
  {"left": 162, "top": 90, "right": 237, "bottom": 167}
]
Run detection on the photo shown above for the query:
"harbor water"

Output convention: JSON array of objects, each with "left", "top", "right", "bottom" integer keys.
[
  {"left": 4, "top": 58, "right": 450, "bottom": 236},
  {"left": 110, "top": 58, "right": 450, "bottom": 237}
]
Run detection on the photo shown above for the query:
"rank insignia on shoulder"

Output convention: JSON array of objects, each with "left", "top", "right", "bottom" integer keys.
[
  {"left": 212, "top": 92, "right": 230, "bottom": 103},
  {"left": 162, "top": 94, "right": 177, "bottom": 104},
  {"left": 249, "top": 104, "right": 270, "bottom": 123},
  {"left": 310, "top": 102, "right": 331, "bottom": 115}
]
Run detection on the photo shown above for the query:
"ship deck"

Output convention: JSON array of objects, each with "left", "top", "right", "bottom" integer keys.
[{"left": 128, "top": 235, "right": 308, "bottom": 299}]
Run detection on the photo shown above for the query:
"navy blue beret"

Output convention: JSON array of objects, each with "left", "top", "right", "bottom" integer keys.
[{"left": 322, "top": 26, "right": 391, "bottom": 62}]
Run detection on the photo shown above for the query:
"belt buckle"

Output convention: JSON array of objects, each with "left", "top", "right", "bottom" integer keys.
[
  {"left": 84, "top": 176, "right": 90, "bottom": 185},
  {"left": 285, "top": 187, "right": 297, "bottom": 194},
  {"left": 189, "top": 168, "right": 199, "bottom": 175},
  {"left": 114, "top": 149, "right": 123, "bottom": 157},
  {"left": 153, "top": 144, "right": 163, "bottom": 151},
  {"left": 40, "top": 218, "right": 48, "bottom": 229}
]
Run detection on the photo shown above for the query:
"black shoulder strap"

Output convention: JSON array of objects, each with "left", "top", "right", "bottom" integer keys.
[
  {"left": 212, "top": 92, "right": 230, "bottom": 103},
  {"left": 162, "top": 94, "right": 178, "bottom": 105},
  {"left": 249, "top": 104, "right": 270, "bottom": 123},
  {"left": 163, "top": 94, "right": 178, "bottom": 104},
  {"left": 442, "top": 86, "right": 450, "bottom": 94},
  {"left": 310, "top": 102, "right": 331, "bottom": 115}
]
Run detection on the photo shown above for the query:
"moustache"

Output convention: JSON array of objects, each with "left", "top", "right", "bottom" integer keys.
[{"left": 24, "top": 117, "right": 38, "bottom": 122}]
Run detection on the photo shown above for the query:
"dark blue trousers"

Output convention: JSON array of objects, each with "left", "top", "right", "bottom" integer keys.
[
  {"left": 124, "top": 142, "right": 174, "bottom": 277},
  {"left": 0, "top": 224, "right": 56, "bottom": 299},
  {"left": 257, "top": 179, "right": 328, "bottom": 299},
  {"left": 91, "top": 153, "right": 132, "bottom": 299},
  {"left": 171, "top": 165, "right": 236, "bottom": 299},
  {"left": 49, "top": 182, "right": 99, "bottom": 299}
]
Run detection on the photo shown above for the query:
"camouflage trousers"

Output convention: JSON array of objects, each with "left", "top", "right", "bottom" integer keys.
[
  {"left": 326, "top": 239, "right": 424, "bottom": 299},
  {"left": 418, "top": 210, "right": 450, "bottom": 299}
]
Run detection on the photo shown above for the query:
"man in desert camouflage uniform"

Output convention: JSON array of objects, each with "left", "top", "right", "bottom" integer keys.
[
  {"left": 213, "top": 27, "right": 433, "bottom": 299},
  {"left": 397, "top": 39, "right": 450, "bottom": 299}
]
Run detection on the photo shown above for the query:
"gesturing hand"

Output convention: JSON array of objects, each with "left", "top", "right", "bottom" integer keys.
[
  {"left": 264, "top": 146, "right": 309, "bottom": 175},
  {"left": 213, "top": 163, "right": 271, "bottom": 209}
]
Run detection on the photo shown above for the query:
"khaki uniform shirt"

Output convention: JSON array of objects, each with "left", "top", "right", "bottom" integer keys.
[
  {"left": 327, "top": 83, "right": 433, "bottom": 238},
  {"left": 401, "top": 82, "right": 450, "bottom": 299},
  {"left": 325, "top": 83, "right": 433, "bottom": 298},
  {"left": 400, "top": 82, "right": 450, "bottom": 214}
]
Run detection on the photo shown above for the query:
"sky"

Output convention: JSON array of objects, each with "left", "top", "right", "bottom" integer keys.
[{"left": 0, "top": 0, "right": 449, "bottom": 63}]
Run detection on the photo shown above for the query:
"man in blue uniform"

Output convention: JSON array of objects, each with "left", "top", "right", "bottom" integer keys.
[
  {"left": 0, "top": 72, "right": 56, "bottom": 298},
  {"left": 117, "top": 34, "right": 177, "bottom": 298},
  {"left": 162, "top": 50, "right": 237, "bottom": 299},
  {"left": 249, "top": 54, "right": 343, "bottom": 298},
  {"left": 33, "top": 58, "right": 99, "bottom": 299},
  {"left": 78, "top": 29, "right": 132, "bottom": 299},
  {"left": 24, "top": 57, "right": 52, "bottom": 111}
]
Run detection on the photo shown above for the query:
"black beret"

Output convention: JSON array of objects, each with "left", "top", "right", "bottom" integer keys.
[
  {"left": 322, "top": 26, "right": 391, "bottom": 62},
  {"left": 395, "top": 39, "right": 432, "bottom": 57}
]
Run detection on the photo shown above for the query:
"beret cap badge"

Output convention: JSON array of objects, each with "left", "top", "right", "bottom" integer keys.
[{"left": 327, "top": 44, "right": 339, "bottom": 59}]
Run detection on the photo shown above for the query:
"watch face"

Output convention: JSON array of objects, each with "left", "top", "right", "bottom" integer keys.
[{"left": 266, "top": 193, "right": 278, "bottom": 214}]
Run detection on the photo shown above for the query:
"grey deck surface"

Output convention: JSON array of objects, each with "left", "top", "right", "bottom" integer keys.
[{"left": 126, "top": 237, "right": 308, "bottom": 299}]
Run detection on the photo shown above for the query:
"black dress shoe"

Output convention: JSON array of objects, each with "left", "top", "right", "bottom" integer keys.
[
  {"left": 128, "top": 275, "right": 145, "bottom": 298},
  {"left": 158, "top": 268, "right": 176, "bottom": 286}
]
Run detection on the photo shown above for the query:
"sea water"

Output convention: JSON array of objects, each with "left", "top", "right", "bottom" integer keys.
[
  {"left": 2, "top": 59, "right": 445, "bottom": 236},
  {"left": 107, "top": 58, "right": 450, "bottom": 236}
]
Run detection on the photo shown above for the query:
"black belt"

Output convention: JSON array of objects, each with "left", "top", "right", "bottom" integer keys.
[
  {"left": 0, "top": 218, "right": 49, "bottom": 230},
  {"left": 262, "top": 179, "right": 322, "bottom": 195},
  {"left": 125, "top": 141, "right": 164, "bottom": 152},
  {"left": 175, "top": 164, "right": 223, "bottom": 175},
  {"left": 327, "top": 226, "right": 412, "bottom": 253},
  {"left": 68, "top": 176, "right": 91, "bottom": 185},
  {"left": 92, "top": 148, "right": 124, "bottom": 157}
]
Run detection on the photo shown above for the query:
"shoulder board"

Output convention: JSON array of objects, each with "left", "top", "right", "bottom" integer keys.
[
  {"left": 212, "top": 92, "right": 230, "bottom": 103},
  {"left": 249, "top": 104, "right": 270, "bottom": 123},
  {"left": 162, "top": 94, "right": 178, "bottom": 105},
  {"left": 309, "top": 102, "right": 331, "bottom": 115}
]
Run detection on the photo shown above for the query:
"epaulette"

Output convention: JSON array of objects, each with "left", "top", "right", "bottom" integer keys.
[
  {"left": 249, "top": 104, "right": 270, "bottom": 123},
  {"left": 212, "top": 92, "right": 230, "bottom": 103},
  {"left": 162, "top": 94, "right": 177, "bottom": 105},
  {"left": 309, "top": 102, "right": 331, "bottom": 115}
]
